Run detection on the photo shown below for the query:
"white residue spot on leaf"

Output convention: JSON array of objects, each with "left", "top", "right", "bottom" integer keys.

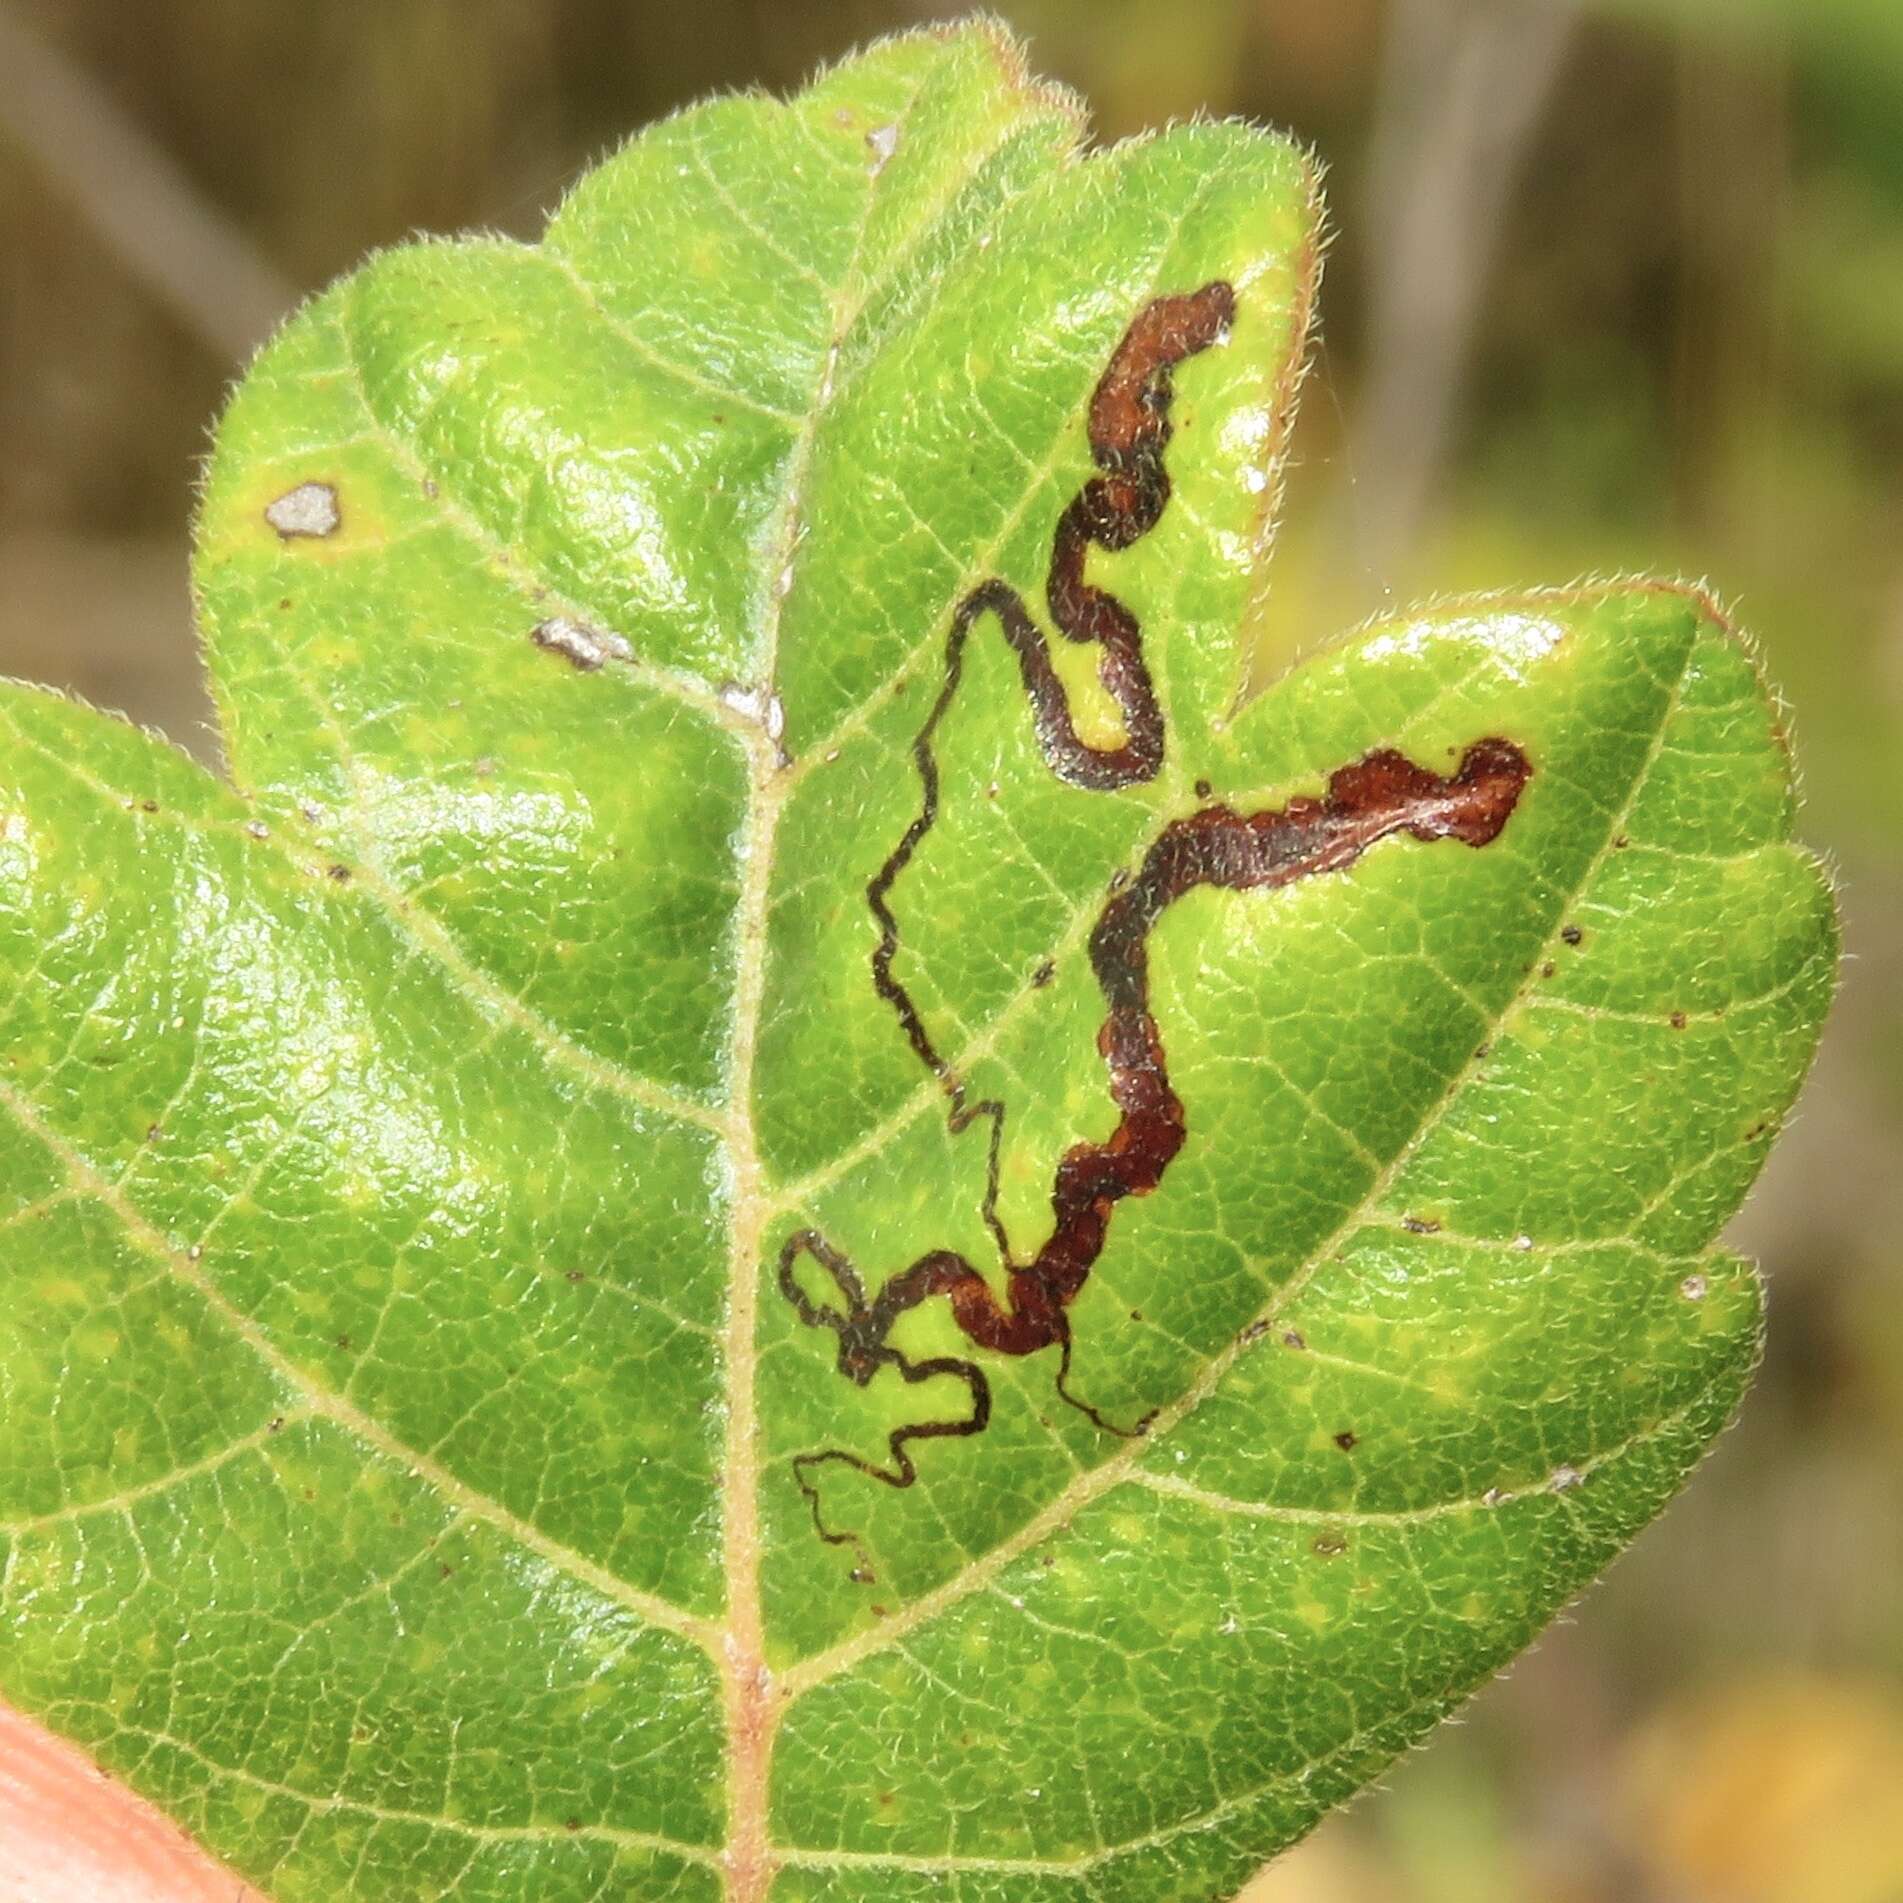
[
  {"left": 718, "top": 682, "right": 788, "bottom": 756},
  {"left": 530, "top": 616, "right": 633, "bottom": 672},
  {"left": 720, "top": 681, "right": 765, "bottom": 722},
  {"left": 865, "top": 122, "right": 900, "bottom": 173},
  {"left": 264, "top": 480, "right": 340, "bottom": 540}
]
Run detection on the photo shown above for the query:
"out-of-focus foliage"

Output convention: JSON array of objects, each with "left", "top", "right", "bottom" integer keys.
[{"left": 0, "top": 3, "right": 1896, "bottom": 1899}]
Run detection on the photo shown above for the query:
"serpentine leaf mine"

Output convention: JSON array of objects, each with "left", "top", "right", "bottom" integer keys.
[
  {"left": 0, "top": 21, "right": 1835, "bottom": 1903},
  {"left": 777, "top": 286, "right": 1532, "bottom": 1571}
]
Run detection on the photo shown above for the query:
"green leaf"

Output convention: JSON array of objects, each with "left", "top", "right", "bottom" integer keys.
[{"left": 0, "top": 20, "right": 1836, "bottom": 1902}]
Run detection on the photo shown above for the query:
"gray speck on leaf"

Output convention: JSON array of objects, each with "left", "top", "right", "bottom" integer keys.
[
  {"left": 1549, "top": 1464, "right": 1584, "bottom": 1493},
  {"left": 866, "top": 122, "right": 900, "bottom": 172},
  {"left": 531, "top": 616, "right": 633, "bottom": 672},
  {"left": 265, "top": 481, "right": 340, "bottom": 541}
]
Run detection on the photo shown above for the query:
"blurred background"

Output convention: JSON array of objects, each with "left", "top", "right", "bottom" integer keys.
[{"left": 1, "top": 1, "right": 1898, "bottom": 1898}]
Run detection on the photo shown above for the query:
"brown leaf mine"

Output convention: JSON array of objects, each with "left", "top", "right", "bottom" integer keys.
[{"left": 778, "top": 285, "right": 1532, "bottom": 1567}]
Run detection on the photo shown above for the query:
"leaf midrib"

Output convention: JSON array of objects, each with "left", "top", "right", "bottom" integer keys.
[{"left": 710, "top": 60, "right": 945, "bottom": 1897}]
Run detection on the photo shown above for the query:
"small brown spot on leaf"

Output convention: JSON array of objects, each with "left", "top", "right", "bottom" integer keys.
[
  {"left": 1334, "top": 1429, "right": 1358, "bottom": 1451},
  {"left": 1560, "top": 924, "right": 1583, "bottom": 945},
  {"left": 267, "top": 1416, "right": 284, "bottom": 1433},
  {"left": 1194, "top": 778, "right": 1213, "bottom": 799},
  {"left": 1282, "top": 1328, "right": 1307, "bottom": 1351},
  {"left": 1240, "top": 1318, "right": 1270, "bottom": 1344},
  {"left": 1400, "top": 1215, "right": 1440, "bottom": 1235},
  {"left": 327, "top": 864, "right": 351, "bottom": 883},
  {"left": 1032, "top": 960, "right": 1055, "bottom": 988},
  {"left": 265, "top": 481, "right": 340, "bottom": 540},
  {"left": 1313, "top": 1533, "right": 1348, "bottom": 1558},
  {"left": 1540, "top": 960, "right": 1557, "bottom": 979},
  {"left": 1670, "top": 1010, "right": 1688, "bottom": 1029}
]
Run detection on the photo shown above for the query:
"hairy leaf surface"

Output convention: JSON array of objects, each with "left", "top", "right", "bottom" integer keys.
[{"left": 0, "top": 21, "right": 1836, "bottom": 1903}]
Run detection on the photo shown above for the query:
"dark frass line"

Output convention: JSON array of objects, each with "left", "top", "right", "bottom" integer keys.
[{"left": 778, "top": 282, "right": 1531, "bottom": 1579}]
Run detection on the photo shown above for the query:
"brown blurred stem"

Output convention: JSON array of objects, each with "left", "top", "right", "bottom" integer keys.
[
  {"left": 1334, "top": 0, "right": 1583, "bottom": 599},
  {"left": 0, "top": 3, "right": 294, "bottom": 362}
]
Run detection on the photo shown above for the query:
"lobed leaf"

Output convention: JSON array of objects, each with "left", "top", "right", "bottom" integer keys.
[{"left": 0, "top": 20, "right": 1835, "bottom": 1903}]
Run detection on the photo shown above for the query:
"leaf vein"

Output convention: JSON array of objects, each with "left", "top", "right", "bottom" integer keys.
[{"left": 0, "top": 1077, "right": 720, "bottom": 1652}]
